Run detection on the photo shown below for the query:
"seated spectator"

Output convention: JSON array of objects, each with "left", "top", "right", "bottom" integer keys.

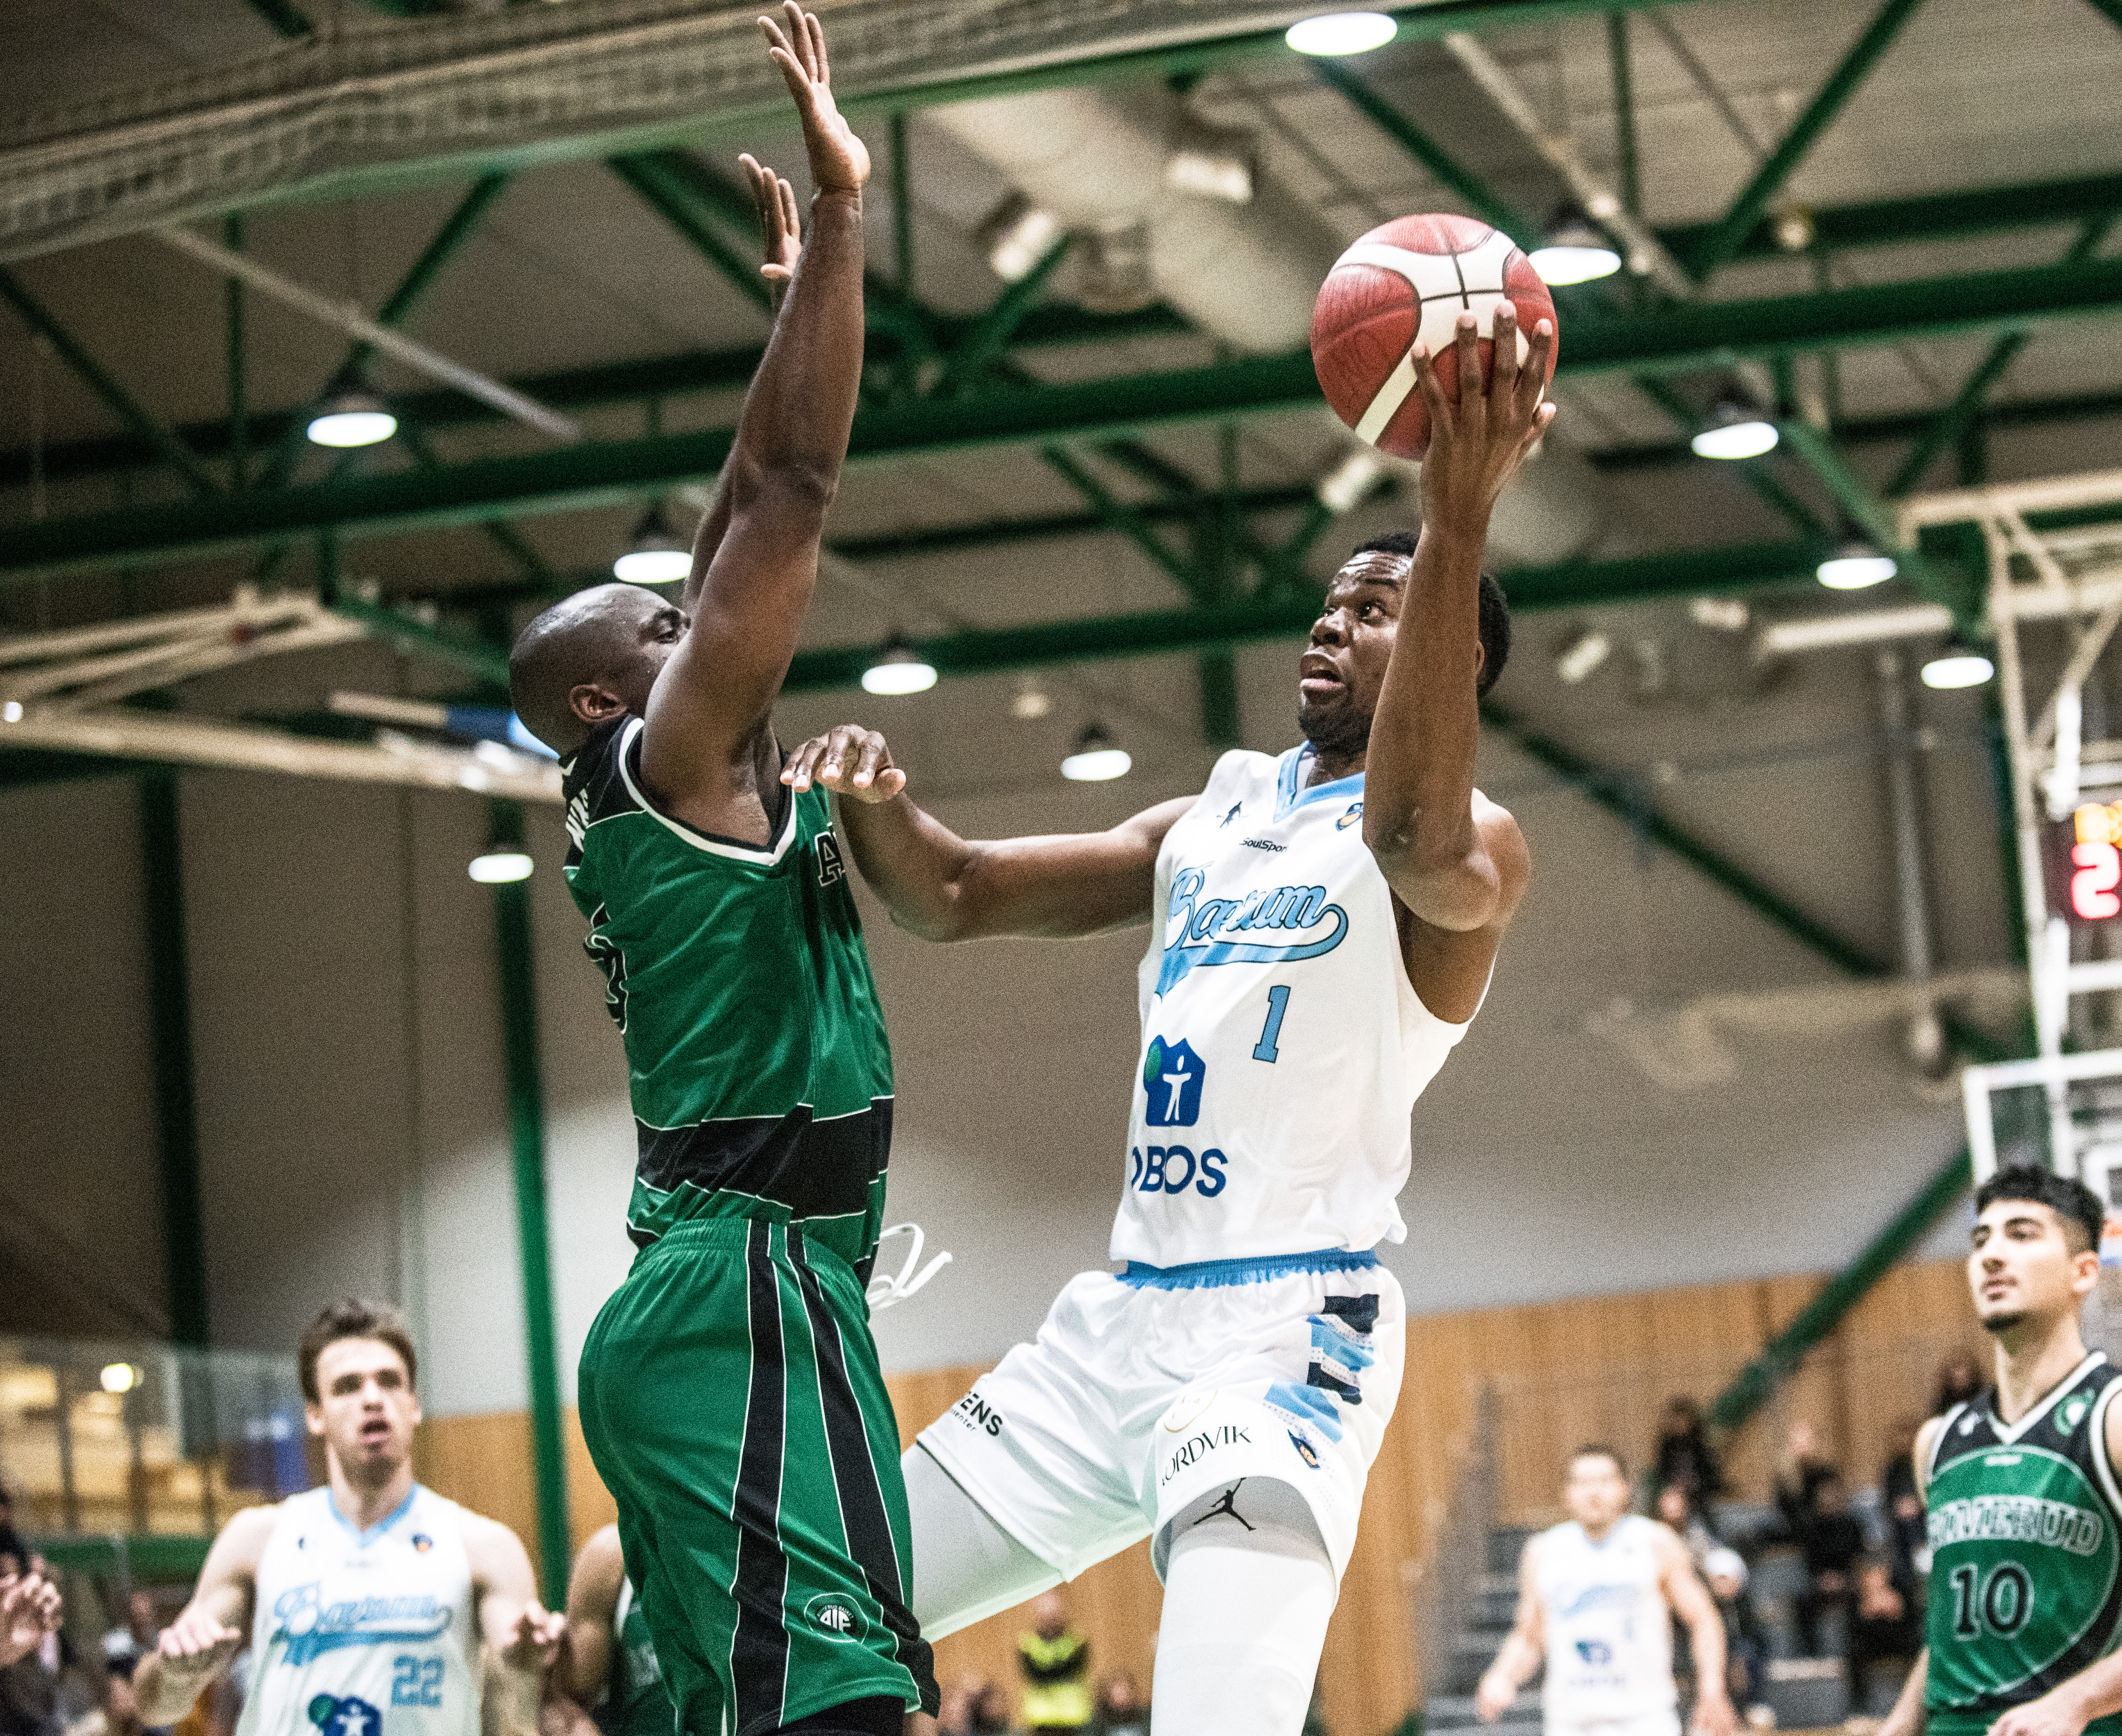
[
  {"left": 1848, "top": 1557, "right": 1922, "bottom": 1713},
  {"left": 1879, "top": 1416, "right": 1927, "bottom": 1608},
  {"left": 1656, "top": 1398, "right": 1722, "bottom": 1500},
  {"left": 1774, "top": 1422, "right": 1839, "bottom": 1538},
  {"left": 1795, "top": 1469, "right": 1866, "bottom": 1658},
  {"left": 1092, "top": 1673, "right": 1147, "bottom": 1736},
  {"left": 971, "top": 1680, "right": 1013, "bottom": 1735},
  {"left": 1018, "top": 1591, "right": 1091, "bottom": 1733},
  {"left": 1654, "top": 1483, "right": 1718, "bottom": 1574},
  {"left": 1935, "top": 1354, "right": 1983, "bottom": 1415},
  {"left": 1703, "top": 1548, "right": 1766, "bottom": 1716}
]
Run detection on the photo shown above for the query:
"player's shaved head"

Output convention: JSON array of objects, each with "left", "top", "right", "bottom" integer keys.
[{"left": 510, "top": 582, "right": 680, "bottom": 757}]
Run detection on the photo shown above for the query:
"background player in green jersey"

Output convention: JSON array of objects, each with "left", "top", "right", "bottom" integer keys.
[
  {"left": 507, "top": 9, "right": 934, "bottom": 1736},
  {"left": 548, "top": 1525, "right": 672, "bottom": 1736},
  {"left": 1880, "top": 1167, "right": 2122, "bottom": 1736}
]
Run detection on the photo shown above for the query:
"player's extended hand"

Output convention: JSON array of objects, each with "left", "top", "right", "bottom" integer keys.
[
  {"left": 1989, "top": 1686, "right": 2097, "bottom": 1736},
  {"left": 155, "top": 1603, "right": 243, "bottom": 1680},
  {"left": 497, "top": 1602, "right": 567, "bottom": 1677},
  {"left": 759, "top": 3, "right": 869, "bottom": 196},
  {"left": 1690, "top": 1687, "right": 1740, "bottom": 1736},
  {"left": 0, "top": 1573, "right": 62, "bottom": 1668},
  {"left": 1410, "top": 302, "right": 1558, "bottom": 535},
  {"left": 739, "top": 153, "right": 801, "bottom": 310},
  {"left": 782, "top": 726, "right": 908, "bottom": 804},
  {"left": 1473, "top": 1670, "right": 1518, "bottom": 1723}
]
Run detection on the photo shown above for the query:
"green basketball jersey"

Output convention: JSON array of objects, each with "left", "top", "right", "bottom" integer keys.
[
  {"left": 1924, "top": 1351, "right": 2122, "bottom": 1736},
  {"left": 562, "top": 717, "right": 893, "bottom": 1275},
  {"left": 599, "top": 1576, "right": 673, "bottom": 1736}
]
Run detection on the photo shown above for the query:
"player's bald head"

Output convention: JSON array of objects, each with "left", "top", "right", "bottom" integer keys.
[{"left": 509, "top": 582, "right": 678, "bottom": 757}]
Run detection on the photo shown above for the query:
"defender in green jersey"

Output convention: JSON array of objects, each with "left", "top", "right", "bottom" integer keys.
[
  {"left": 554, "top": 1525, "right": 674, "bottom": 1736},
  {"left": 508, "top": 12, "right": 933, "bottom": 1735},
  {"left": 1881, "top": 1167, "right": 2122, "bottom": 1736}
]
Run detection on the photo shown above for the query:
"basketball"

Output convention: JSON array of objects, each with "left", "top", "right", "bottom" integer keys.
[{"left": 1309, "top": 213, "right": 1559, "bottom": 461}]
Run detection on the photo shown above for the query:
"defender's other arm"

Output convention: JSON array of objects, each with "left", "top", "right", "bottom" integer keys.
[
  {"left": 782, "top": 725, "right": 1191, "bottom": 939},
  {"left": 136, "top": 1507, "right": 275, "bottom": 1723},
  {"left": 1656, "top": 1528, "right": 1736, "bottom": 1736},
  {"left": 553, "top": 1528, "right": 625, "bottom": 1710},
  {"left": 1360, "top": 308, "right": 1550, "bottom": 935},
  {"left": 465, "top": 1516, "right": 564, "bottom": 1736},
  {"left": 642, "top": 5, "right": 869, "bottom": 802},
  {"left": 1475, "top": 1536, "right": 1545, "bottom": 1723}
]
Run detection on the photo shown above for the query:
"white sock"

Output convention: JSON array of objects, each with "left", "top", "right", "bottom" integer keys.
[
  {"left": 900, "top": 1443, "right": 1059, "bottom": 1638},
  {"left": 1151, "top": 1479, "right": 1338, "bottom": 1736}
]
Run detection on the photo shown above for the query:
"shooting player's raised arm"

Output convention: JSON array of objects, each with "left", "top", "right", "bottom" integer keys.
[{"left": 641, "top": 4, "right": 869, "bottom": 811}]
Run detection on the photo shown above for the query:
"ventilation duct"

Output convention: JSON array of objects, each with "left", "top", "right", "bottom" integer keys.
[{"left": 928, "top": 84, "right": 1608, "bottom": 564}]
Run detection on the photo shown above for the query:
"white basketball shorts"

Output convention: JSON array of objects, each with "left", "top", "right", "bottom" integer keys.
[
  {"left": 913, "top": 1248, "right": 1403, "bottom": 1583},
  {"left": 1547, "top": 1712, "right": 1682, "bottom": 1736}
]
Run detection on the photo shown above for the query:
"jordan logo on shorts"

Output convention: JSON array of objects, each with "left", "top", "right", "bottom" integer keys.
[{"left": 1191, "top": 1481, "right": 1254, "bottom": 1532}]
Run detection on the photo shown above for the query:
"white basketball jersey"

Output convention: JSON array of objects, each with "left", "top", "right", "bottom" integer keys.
[
  {"left": 1109, "top": 746, "right": 1480, "bottom": 1268},
  {"left": 238, "top": 1485, "right": 480, "bottom": 1736},
  {"left": 1534, "top": 1516, "right": 1676, "bottom": 1726}
]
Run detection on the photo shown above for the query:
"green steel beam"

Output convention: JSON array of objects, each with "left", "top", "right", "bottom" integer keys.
[
  {"left": 0, "top": 269, "right": 219, "bottom": 497},
  {"left": 1040, "top": 446, "right": 1204, "bottom": 597},
  {"left": 1707, "top": 1141, "right": 1973, "bottom": 1434},
  {"left": 140, "top": 771, "right": 210, "bottom": 1350},
  {"left": 939, "top": 234, "right": 1076, "bottom": 392},
  {"left": 1684, "top": 0, "right": 1931, "bottom": 282},
  {"left": 1655, "top": 168, "right": 2122, "bottom": 267},
  {"left": 29, "top": 1533, "right": 213, "bottom": 1579},
  {"left": 2084, "top": 0, "right": 2122, "bottom": 30},
  {"left": 1311, "top": 61, "right": 1536, "bottom": 239},
  {"left": 14, "top": 252, "right": 2122, "bottom": 580},
  {"left": 608, "top": 156, "right": 774, "bottom": 314},
  {"left": 225, "top": 214, "right": 248, "bottom": 488},
  {"left": 1609, "top": 12, "right": 1642, "bottom": 221},
  {"left": 240, "top": 0, "right": 312, "bottom": 36},
  {"left": 833, "top": 481, "right": 1325, "bottom": 562},
  {"left": 329, "top": 595, "right": 510, "bottom": 688},
  {"left": 488, "top": 799, "right": 570, "bottom": 1604},
  {"left": 1776, "top": 418, "right": 1971, "bottom": 616}
]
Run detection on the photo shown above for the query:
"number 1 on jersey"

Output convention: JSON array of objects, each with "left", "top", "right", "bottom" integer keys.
[{"left": 1253, "top": 985, "right": 1291, "bottom": 1063}]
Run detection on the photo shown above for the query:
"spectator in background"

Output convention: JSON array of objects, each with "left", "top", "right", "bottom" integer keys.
[
  {"left": 971, "top": 1679, "right": 1013, "bottom": 1735},
  {"left": 1878, "top": 1416, "right": 1927, "bottom": 1610},
  {"left": 1092, "top": 1673, "right": 1147, "bottom": 1736},
  {"left": 1018, "top": 1592, "right": 1091, "bottom": 1732},
  {"left": 0, "top": 1571, "right": 62, "bottom": 1674},
  {"left": 1655, "top": 1483, "right": 1718, "bottom": 1573},
  {"left": 1774, "top": 1422, "right": 1839, "bottom": 1535},
  {"left": 1656, "top": 1398, "right": 1723, "bottom": 1500},
  {"left": 1934, "top": 1353, "right": 1983, "bottom": 1415},
  {"left": 1847, "top": 1557, "right": 1921, "bottom": 1713},
  {"left": 934, "top": 1675, "right": 980, "bottom": 1736},
  {"left": 1703, "top": 1549, "right": 1766, "bottom": 1717},
  {"left": 1795, "top": 1469, "right": 1867, "bottom": 1659}
]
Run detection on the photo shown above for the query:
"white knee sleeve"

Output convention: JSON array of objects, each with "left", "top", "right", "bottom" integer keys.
[
  {"left": 901, "top": 1443, "right": 1060, "bottom": 1638},
  {"left": 1152, "top": 1479, "right": 1338, "bottom": 1736}
]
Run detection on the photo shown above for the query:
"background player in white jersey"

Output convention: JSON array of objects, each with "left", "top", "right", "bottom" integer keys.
[
  {"left": 136, "top": 1301, "right": 563, "bottom": 1736},
  {"left": 779, "top": 304, "right": 1553, "bottom": 1736},
  {"left": 1476, "top": 1447, "right": 1735, "bottom": 1736}
]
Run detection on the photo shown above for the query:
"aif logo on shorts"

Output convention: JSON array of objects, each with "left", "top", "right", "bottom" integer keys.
[{"left": 805, "top": 1594, "right": 868, "bottom": 1645}]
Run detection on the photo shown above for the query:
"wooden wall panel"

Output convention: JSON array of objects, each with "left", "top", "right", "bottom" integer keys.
[{"left": 416, "top": 1255, "right": 1990, "bottom": 1736}]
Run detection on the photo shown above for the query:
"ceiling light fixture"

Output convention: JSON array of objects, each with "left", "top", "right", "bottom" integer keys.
[
  {"left": 1554, "top": 626, "right": 1612, "bottom": 685},
  {"left": 99, "top": 1363, "right": 139, "bottom": 1395},
  {"left": 1011, "top": 681, "right": 1052, "bottom": 721},
  {"left": 1316, "top": 448, "right": 1386, "bottom": 514},
  {"left": 1921, "top": 640, "right": 1995, "bottom": 690},
  {"left": 613, "top": 501, "right": 692, "bottom": 586},
  {"left": 1690, "top": 402, "right": 1780, "bottom": 461},
  {"left": 979, "top": 191, "right": 1065, "bottom": 283},
  {"left": 306, "top": 388, "right": 397, "bottom": 448},
  {"left": 860, "top": 634, "right": 938, "bottom": 696},
  {"left": 1528, "top": 207, "right": 1621, "bottom": 286},
  {"left": 1061, "top": 723, "right": 1131, "bottom": 782},
  {"left": 1285, "top": 12, "right": 1398, "bottom": 55},
  {"left": 1817, "top": 544, "right": 1899, "bottom": 590},
  {"left": 1165, "top": 122, "right": 1257, "bottom": 205},
  {"left": 469, "top": 845, "right": 535, "bottom": 883}
]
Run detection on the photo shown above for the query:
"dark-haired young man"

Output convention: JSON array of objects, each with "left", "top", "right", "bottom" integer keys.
[
  {"left": 1880, "top": 1166, "right": 2122, "bottom": 1736},
  {"left": 1478, "top": 1447, "right": 1734, "bottom": 1736},
  {"left": 135, "top": 1300, "right": 561, "bottom": 1736},
  {"left": 507, "top": 9, "right": 937, "bottom": 1735},
  {"left": 781, "top": 307, "right": 1553, "bottom": 1736}
]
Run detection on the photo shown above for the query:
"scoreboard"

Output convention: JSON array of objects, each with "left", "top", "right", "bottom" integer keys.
[{"left": 2064, "top": 801, "right": 2122, "bottom": 921}]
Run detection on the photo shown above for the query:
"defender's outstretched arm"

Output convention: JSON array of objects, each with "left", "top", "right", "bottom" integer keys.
[
  {"left": 782, "top": 725, "right": 1191, "bottom": 940},
  {"left": 641, "top": 4, "right": 869, "bottom": 806},
  {"left": 1359, "top": 307, "right": 1547, "bottom": 936}
]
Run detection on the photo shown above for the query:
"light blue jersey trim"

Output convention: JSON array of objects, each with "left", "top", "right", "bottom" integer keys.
[
  {"left": 1118, "top": 1247, "right": 1379, "bottom": 1289},
  {"left": 1274, "top": 745, "right": 1365, "bottom": 820},
  {"left": 327, "top": 1483, "right": 421, "bottom": 1548}
]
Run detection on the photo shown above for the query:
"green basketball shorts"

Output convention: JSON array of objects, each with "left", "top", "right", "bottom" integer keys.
[{"left": 579, "top": 1218, "right": 938, "bottom": 1735}]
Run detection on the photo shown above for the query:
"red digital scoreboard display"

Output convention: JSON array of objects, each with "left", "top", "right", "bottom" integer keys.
[{"left": 2059, "top": 803, "right": 2122, "bottom": 921}]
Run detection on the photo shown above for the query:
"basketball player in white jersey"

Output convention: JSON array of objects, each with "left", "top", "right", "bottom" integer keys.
[
  {"left": 779, "top": 304, "right": 1554, "bottom": 1736},
  {"left": 136, "top": 1301, "right": 564, "bottom": 1736},
  {"left": 1477, "top": 1447, "right": 1735, "bottom": 1736}
]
